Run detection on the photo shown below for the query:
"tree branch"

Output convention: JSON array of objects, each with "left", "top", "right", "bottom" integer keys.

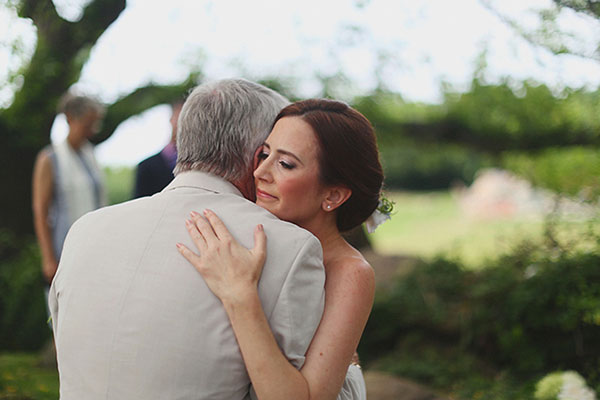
[
  {"left": 554, "top": 0, "right": 600, "bottom": 19},
  {"left": 17, "top": 0, "right": 62, "bottom": 32},
  {"left": 76, "top": 0, "right": 126, "bottom": 48},
  {"left": 92, "top": 79, "right": 197, "bottom": 145},
  {"left": 480, "top": 0, "right": 600, "bottom": 62}
]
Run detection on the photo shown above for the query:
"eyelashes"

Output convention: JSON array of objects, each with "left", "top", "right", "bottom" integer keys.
[
  {"left": 257, "top": 151, "right": 269, "bottom": 161},
  {"left": 279, "top": 160, "right": 295, "bottom": 170},
  {"left": 256, "top": 150, "right": 296, "bottom": 170}
]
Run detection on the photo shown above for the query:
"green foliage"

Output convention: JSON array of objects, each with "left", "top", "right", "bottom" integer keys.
[
  {"left": 0, "top": 233, "right": 50, "bottom": 351},
  {"left": 503, "top": 146, "right": 600, "bottom": 201},
  {"left": 103, "top": 166, "right": 134, "bottom": 205},
  {"left": 534, "top": 371, "right": 597, "bottom": 400},
  {"left": 353, "top": 90, "right": 444, "bottom": 145},
  {"left": 0, "top": 165, "right": 133, "bottom": 352},
  {"left": 361, "top": 224, "right": 600, "bottom": 397},
  {"left": 553, "top": 1, "right": 600, "bottom": 20},
  {"left": 0, "top": 353, "right": 59, "bottom": 399},
  {"left": 380, "top": 141, "right": 488, "bottom": 189},
  {"left": 443, "top": 80, "right": 600, "bottom": 152},
  {"left": 352, "top": 83, "right": 600, "bottom": 191},
  {"left": 535, "top": 372, "right": 563, "bottom": 400},
  {"left": 374, "top": 335, "right": 534, "bottom": 400},
  {"left": 352, "top": 92, "right": 490, "bottom": 190},
  {"left": 469, "top": 246, "right": 600, "bottom": 376}
]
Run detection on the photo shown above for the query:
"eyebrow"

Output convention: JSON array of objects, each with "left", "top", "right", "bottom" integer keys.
[{"left": 262, "top": 143, "right": 304, "bottom": 165}]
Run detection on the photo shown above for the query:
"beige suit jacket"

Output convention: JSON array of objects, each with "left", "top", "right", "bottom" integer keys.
[{"left": 49, "top": 171, "right": 326, "bottom": 399}]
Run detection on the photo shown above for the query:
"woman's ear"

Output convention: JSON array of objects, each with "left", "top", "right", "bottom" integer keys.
[{"left": 322, "top": 186, "right": 352, "bottom": 212}]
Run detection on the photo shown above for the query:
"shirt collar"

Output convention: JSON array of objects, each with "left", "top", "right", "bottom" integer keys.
[{"left": 163, "top": 171, "right": 243, "bottom": 197}]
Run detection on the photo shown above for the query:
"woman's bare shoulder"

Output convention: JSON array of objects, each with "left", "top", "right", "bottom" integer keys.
[{"left": 325, "top": 243, "right": 374, "bottom": 294}]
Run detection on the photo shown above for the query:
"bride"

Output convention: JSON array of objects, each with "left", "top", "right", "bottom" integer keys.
[{"left": 177, "top": 99, "right": 390, "bottom": 400}]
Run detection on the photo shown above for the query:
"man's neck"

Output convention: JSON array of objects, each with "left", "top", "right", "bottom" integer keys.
[{"left": 232, "top": 176, "right": 255, "bottom": 202}]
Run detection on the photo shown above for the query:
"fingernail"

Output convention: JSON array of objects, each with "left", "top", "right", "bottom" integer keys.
[
  {"left": 185, "top": 219, "right": 192, "bottom": 226},
  {"left": 203, "top": 209, "right": 210, "bottom": 215},
  {"left": 190, "top": 211, "right": 199, "bottom": 217},
  {"left": 258, "top": 224, "right": 263, "bottom": 231},
  {"left": 176, "top": 243, "right": 182, "bottom": 248}
]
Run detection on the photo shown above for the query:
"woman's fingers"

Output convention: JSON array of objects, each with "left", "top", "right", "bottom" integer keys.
[
  {"left": 190, "top": 211, "right": 219, "bottom": 247},
  {"left": 185, "top": 218, "right": 207, "bottom": 252},
  {"left": 176, "top": 243, "right": 203, "bottom": 272},
  {"left": 252, "top": 224, "right": 267, "bottom": 265},
  {"left": 203, "top": 209, "right": 234, "bottom": 242}
]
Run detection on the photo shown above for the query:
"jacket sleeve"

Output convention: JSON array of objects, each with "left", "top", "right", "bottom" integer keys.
[
  {"left": 268, "top": 234, "right": 326, "bottom": 369},
  {"left": 48, "top": 278, "right": 59, "bottom": 335}
]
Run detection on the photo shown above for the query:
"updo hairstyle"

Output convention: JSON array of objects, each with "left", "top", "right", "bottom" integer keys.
[{"left": 273, "top": 99, "right": 384, "bottom": 231}]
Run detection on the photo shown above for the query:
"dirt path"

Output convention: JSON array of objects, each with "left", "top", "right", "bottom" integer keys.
[{"left": 365, "top": 371, "right": 448, "bottom": 400}]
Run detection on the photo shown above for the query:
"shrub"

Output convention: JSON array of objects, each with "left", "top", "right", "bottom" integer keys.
[
  {"left": 360, "top": 224, "right": 600, "bottom": 396},
  {"left": 0, "top": 232, "right": 50, "bottom": 351},
  {"left": 503, "top": 146, "right": 600, "bottom": 201},
  {"left": 380, "top": 141, "right": 488, "bottom": 190},
  {"left": 443, "top": 81, "right": 600, "bottom": 152},
  {"left": 535, "top": 371, "right": 597, "bottom": 400}
]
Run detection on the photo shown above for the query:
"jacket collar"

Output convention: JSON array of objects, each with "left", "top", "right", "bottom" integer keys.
[{"left": 164, "top": 171, "right": 243, "bottom": 197}]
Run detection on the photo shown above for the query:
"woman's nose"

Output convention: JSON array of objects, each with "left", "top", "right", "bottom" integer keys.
[{"left": 254, "top": 159, "right": 272, "bottom": 182}]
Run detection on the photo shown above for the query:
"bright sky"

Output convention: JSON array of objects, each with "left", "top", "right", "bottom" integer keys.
[{"left": 2, "top": 0, "right": 600, "bottom": 166}]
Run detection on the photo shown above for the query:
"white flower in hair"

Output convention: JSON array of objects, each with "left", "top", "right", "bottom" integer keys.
[{"left": 365, "top": 197, "right": 394, "bottom": 233}]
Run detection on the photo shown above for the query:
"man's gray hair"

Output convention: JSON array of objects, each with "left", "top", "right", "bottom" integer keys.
[
  {"left": 174, "top": 78, "right": 289, "bottom": 181},
  {"left": 58, "top": 93, "right": 105, "bottom": 119}
]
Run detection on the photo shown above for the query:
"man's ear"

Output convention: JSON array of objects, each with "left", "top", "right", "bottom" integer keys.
[{"left": 322, "top": 186, "right": 352, "bottom": 212}]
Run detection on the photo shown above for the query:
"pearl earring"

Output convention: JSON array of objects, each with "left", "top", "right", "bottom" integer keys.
[{"left": 326, "top": 205, "right": 331, "bottom": 210}]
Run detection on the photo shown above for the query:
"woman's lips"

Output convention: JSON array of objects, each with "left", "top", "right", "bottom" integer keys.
[{"left": 256, "top": 188, "right": 277, "bottom": 200}]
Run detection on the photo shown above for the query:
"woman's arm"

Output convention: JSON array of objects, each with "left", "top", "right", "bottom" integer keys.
[
  {"left": 177, "top": 210, "right": 375, "bottom": 400},
  {"left": 32, "top": 150, "right": 58, "bottom": 284},
  {"left": 300, "top": 255, "right": 374, "bottom": 399}
]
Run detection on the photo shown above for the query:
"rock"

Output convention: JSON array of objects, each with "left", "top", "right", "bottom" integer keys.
[{"left": 455, "top": 168, "right": 595, "bottom": 220}]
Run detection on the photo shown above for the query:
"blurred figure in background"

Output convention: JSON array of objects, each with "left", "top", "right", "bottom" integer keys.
[
  {"left": 32, "top": 93, "right": 107, "bottom": 312},
  {"left": 133, "top": 101, "right": 183, "bottom": 198}
]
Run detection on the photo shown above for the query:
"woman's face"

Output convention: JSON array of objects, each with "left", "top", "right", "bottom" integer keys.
[
  {"left": 69, "top": 110, "right": 102, "bottom": 140},
  {"left": 254, "top": 116, "right": 328, "bottom": 226}
]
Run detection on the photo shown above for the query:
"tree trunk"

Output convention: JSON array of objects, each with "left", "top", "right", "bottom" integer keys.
[{"left": 0, "top": 0, "right": 195, "bottom": 246}]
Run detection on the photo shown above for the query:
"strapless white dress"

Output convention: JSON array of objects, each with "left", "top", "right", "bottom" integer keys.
[{"left": 337, "top": 364, "right": 367, "bottom": 400}]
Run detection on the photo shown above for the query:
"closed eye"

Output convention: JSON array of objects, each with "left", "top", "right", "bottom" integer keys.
[
  {"left": 279, "top": 160, "right": 295, "bottom": 170},
  {"left": 256, "top": 151, "right": 270, "bottom": 166}
]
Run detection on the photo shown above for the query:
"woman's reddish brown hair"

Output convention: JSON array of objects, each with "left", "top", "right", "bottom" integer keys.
[{"left": 274, "top": 99, "right": 384, "bottom": 231}]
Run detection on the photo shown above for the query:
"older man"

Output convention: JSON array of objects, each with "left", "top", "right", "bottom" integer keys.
[{"left": 49, "top": 79, "right": 325, "bottom": 399}]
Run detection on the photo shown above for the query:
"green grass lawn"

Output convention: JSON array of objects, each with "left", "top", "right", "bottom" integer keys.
[
  {"left": 368, "top": 191, "right": 598, "bottom": 267},
  {"left": 0, "top": 353, "right": 58, "bottom": 399}
]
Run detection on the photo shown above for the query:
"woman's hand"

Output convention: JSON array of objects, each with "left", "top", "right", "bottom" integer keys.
[{"left": 177, "top": 209, "right": 267, "bottom": 305}]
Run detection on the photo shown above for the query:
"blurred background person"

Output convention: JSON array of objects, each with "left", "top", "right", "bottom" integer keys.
[
  {"left": 32, "top": 93, "right": 106, "bottom": 309},
  {"left": 133, "top": 100, "right": 184, "bottom": 198}
]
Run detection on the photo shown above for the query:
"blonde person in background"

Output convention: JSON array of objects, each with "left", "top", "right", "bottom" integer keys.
[{"left": 32, "top": 93, "right": 106, "bottom": 310}]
